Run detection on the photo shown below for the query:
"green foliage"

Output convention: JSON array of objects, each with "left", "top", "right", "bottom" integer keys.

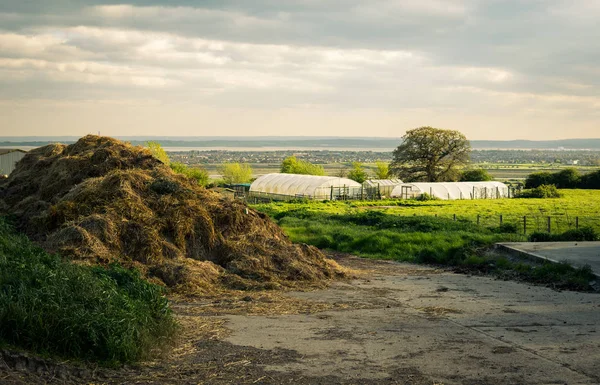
[
  {"left": 145, "top": 141, "right": 170, "bottom": 165},
  {"left": 580, "top": 169, "right": 600, "bottom": 189},
  {"left": 414, "top": 192, "right": 439, "bottom": 201},
  {"left": 526, "top": 168, "right": 591, "bottom": 189},
  {"left": 390, "top": 126, "right": 471, "bottom": 182},
  {"left": 518, "top": 184, "right": 562, "bottom": 198},
  {"left": 529, "top": 226, "right": 598, "bottom": 242},
  {"left": 460, "top": 168, "right": 493, "bottom": 181},
  {"left": 0, "top": 218, "right": 177, "bottom": 365},
  {"left": 280, "top": 156, "right": 325, "bottom": 176},
  {"left": 553, "top": 168, "right": 581, "bottom": 188},
  {"left": 374, "top": 161, "right": 390, "bottom": 179},
  {"left": 525, "top": 171, "right": 553, "bottom": 188},
  {"left": 170, "top": 162, "right": 209, "bottom": 186},
  {"left": 219, "top": 162, "right": 253, "bottom": 184},
  {"left": 347, "top": 162, "right": 368, "bottom": 183}
]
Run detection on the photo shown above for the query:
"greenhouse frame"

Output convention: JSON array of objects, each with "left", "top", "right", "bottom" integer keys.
[
  {"left": 390, "top": 181, "right": 510, "bottom": 200},
  {"left": 249, "top": 173, "right": 363, "bottom": 201},
  {"left": 363, "top": 179, "right": 403, "bottom": 198}
]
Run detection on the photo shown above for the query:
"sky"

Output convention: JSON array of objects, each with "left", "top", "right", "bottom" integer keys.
[{"left": 0, "top": 1, "right": 599, "bottom": 140}]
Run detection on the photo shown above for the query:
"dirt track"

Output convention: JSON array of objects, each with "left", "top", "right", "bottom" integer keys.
[{"left": 2, "top": 255, "right": 599, "bottom": 384}]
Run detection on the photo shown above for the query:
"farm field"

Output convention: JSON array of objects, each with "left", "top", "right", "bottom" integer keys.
[
  {"left": 252, "top": 189, "right": 599, "bottom": 290},
  {"left": 254, "top": 189, "right": 600, "bottom": 234}
]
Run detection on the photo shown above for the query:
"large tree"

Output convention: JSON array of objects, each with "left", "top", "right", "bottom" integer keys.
[{"left": 390, "top": 127, "right": 471, "bottom": 182}]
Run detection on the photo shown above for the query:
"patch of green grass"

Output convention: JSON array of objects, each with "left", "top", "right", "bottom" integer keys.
[
  {"left": 0, "top": 217, "right": 178, "bottom": 366},
  {"left": 274, "top": 210, "right": 520, "bottom": 264},
  {"left": 255, "top": 199, "right": 598, "bottom": 291}
]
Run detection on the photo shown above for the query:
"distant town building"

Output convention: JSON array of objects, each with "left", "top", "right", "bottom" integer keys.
[{"left": 0, "top": 149, "right": 26, "bottom": 175}]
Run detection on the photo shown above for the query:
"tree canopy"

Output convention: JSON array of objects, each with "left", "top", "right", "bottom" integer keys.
[
  {"left": 280, "top": 156, "right": 325, "bottom": 176},
  {"left": 219, "top": 163, "right": 253, "bottom": 184},
  {"left": 390, "top": 127, "right": 471, "bottom": 182},
  {"left": 347, "top": 162, "right": 368, "bottom": 183},
  {"left": 374, "top": 161, "right": 389, "bottom": 179}
]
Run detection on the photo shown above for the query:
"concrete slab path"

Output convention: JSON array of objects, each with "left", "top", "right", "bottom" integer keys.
[{"left": 498, "top": 241, "right": 600, "bottom": 276}]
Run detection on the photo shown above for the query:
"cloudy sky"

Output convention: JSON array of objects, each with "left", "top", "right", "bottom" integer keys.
[{"left": 0, "top": 1, "right": 598, "bottom": 139}]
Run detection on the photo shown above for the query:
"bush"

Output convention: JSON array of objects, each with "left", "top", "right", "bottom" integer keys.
[
  {"left": 528, "top": 226, "right": 598, "bottom": 242},
  {"left": 170, "top": 162, "right": 209, "bottom": 186},
  {"left": 460, "top": 169, "right": 493, "bottom": 182},
  {"left": 580, "top": 169, "right": 600, "bottom": 189},
  {"left": 553, "top": 168, "right": 580, "bottom": 188},
  {"left": 525, "top": 172, "right": 554, "bottom": 188},
  {"left": 518, "top": 184, "right": 562, "bottom": 198},
  {"left": 414, "top": 192, "right": 439, "bottom": 201},
  {"left": 0, "top": 218, "right": 177, "bottom": 365}
]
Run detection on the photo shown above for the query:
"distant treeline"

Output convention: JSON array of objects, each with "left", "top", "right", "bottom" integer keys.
[
  {"left": 526, "top": 168, "right": 600, "bottom": 189},
  {"left": 2, "top": 137, "right": 600, "bottom": 150}
]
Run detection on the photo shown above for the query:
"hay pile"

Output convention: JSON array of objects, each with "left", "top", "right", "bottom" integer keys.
[{"left": 0, "top": 136, "right": 344, "bottom": 293}]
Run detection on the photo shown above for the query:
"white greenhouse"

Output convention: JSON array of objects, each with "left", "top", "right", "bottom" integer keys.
[
  {"left": 249, "top": 173, "right": 362, "bottom": 200},
  {"left": 363, "top": 179, "right": 403, "bottom": 198},
  {"left": 390, "top": 181, "right": 510, "bottom": 200}
]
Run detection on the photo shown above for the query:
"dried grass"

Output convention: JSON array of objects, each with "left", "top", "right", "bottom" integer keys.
[{"left": 0, "top": 135, "right": 346, "bottom": 295}]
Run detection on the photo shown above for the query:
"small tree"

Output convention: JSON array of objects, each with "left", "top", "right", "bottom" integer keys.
[
  {"left": 280, "top": 156, "right": 325, "bottom": 176},
  {"left": 389, "top": 126, "right": 471, "bottom": 182},
  {"left": 374, "top": 161, "right": 389, "bottom": 179},
  {"left": 146, "top": 141, "right": 170, "bottom": 165},
  {"left": 219, "top": 163, "right": 253, "bottom": 184},
  {"left": 170, "top": 162, "right": 209, "bottom": 186},
  {"left": 525, "top": 171, "right": 553, "bottom": 189},
  {"left": 347, "top": 162, "right": 368, "bottom": 183},
  {"left": 460, "top": 168, "right": 493, "bottom": 182}
]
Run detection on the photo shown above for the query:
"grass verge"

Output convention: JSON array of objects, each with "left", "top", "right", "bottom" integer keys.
[{"left": 0, "top": 217, "right": 178, "bottom": 366}]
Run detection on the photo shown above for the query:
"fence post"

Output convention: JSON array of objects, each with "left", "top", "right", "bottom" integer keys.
[
  {"left": 576, "top": 217, "right": 579, "bottom": 229},
  {"left": 523, "top": 216, "right": 527, "bottom": 235},
  {"left": 477, "top": 214, "right": 480, "bottom": 226},
  {"left": 330, "top": 186, "right": 333, "bottom": 201},
  {"left": 453, "top": 214, "right": 456, "bottom": 221},
  {"left": 547, "top": 216, "right": 551, "bottom": 233},
  {"left": 499, "top": 215, "right": 503, "bottom": 226}
]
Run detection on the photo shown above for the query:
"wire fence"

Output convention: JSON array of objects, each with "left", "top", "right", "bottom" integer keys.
[{"left": 400, "top": 213, "right": 600, "bottom": 235}]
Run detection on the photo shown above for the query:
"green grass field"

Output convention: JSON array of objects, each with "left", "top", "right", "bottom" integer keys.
[
  {"left": 252, "top": 190, "right": 599, "bottom": 290},
  {"left": 254, "top": 189, "right": 600, "bottom": 234}
]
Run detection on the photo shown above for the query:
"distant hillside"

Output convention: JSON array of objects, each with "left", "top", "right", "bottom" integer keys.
[{"left": 1, "top": 137, "right": 600, "bottom": 150}]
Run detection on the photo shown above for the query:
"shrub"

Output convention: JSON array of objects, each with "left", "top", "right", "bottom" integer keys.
[
  {"left": 518, "top": 184, "right": 562, "bottom": 198},
  {"left": 525, "top": 171, "right": 553, "bottom": 188},
  {"left": 553, "top": 168, "right": 580, "bottom": 188},
  {"left": 170, "top": 162, "right": 209, "bottom": 186},
  {"left": 460, "top": 169, "right": 493, "bottom": 182},
  {"left": 0, "top": 218, "right": 177, "bottom": 365},
  {"left": 414, "top": 192, "right": 439, "bottom": 201},
  {"left": 580, "top": 169, "right": 600, "bottom": 189}
]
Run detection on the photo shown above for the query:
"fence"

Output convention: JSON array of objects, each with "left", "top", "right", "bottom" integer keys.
[{"left": 401, "top": 213, "right": 600, "bottom": 235}]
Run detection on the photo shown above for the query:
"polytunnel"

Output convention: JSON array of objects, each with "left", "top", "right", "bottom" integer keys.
[
  {"left": 362, "top": 179, "right": 403, "bottom": 198},
  {"left": 390, "top": 181, "right": 510, "bottom": 200},
  {"left": 249, "top": 173, "right": 362, "bottom": 200}
]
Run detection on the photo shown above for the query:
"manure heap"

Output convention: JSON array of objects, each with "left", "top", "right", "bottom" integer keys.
[{"left": 0, "top": 136, "right": 344, "bottom": 293}]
